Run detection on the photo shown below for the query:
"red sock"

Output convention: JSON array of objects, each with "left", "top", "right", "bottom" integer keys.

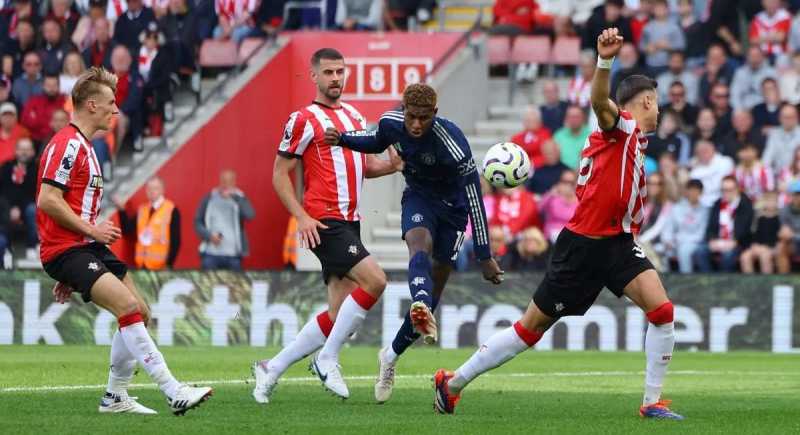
[
  {"left": 316, "top": 311, "right": 334, "bottom": 337},
  {"left": 118, "top": 312, "right": 143, "bottom": 328},
  {"left": 350, "top": 287, "right": 377, "bottom": 310},
  {"left": 513, "top": 321, "right": 543, "bottom": 347}
]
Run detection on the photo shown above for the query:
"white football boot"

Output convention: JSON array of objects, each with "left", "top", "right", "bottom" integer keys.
[
  {"left": 98, "top": 392, "right": 157, "bottom": 415},
  {"left": 374, "top": 347, "right": 396, "bottom": 404},
  {"left": 309, "top": 354, "right": 349, "bottom": 399},
  {"left": 252, "top": 359, "right": 279, "bottom": 404},
  {"left": 168, "top": 385, "right": 213, "bottom": 416}
]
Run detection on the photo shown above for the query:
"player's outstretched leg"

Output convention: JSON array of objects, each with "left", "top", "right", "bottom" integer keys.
[
  {"left": 405, "top": 228, "right": 437, "bottom": 343},
  {"left": 253, "top": 311, "right": 334, "bottom": 404},
  {"left": 92, "top": 274, "right": 212, "bottom": 416},
  {"left": 624, "top": 270, "right": 683, "bottom": 420},
  {"left": 311, "top": 258, "right": 386, "bottom": 399},
  {"left": 100, "top": 330, "right": 157, "bottom": 414},
  {"left": 434, "top": 300, "right": 550, "bottom": 414}
]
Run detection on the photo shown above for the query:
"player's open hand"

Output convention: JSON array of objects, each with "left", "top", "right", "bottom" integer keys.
[
  {"left": 597, "top": 27, "right": 624, "bottom": 59},
  {"left": 480, "top": 258, "right": 505, "bottom": 285},
  {"left": 52, "top": 282, "right": 73, "bottom": 304},
  {"left": 324, "top": 127, "right": 341, "bottom": 146},
  {"left": 298, "top": 214, "right": 329, "bottom": 249},
  {"left": 91, "top": 220, "right": 122, "bottom": 245}
]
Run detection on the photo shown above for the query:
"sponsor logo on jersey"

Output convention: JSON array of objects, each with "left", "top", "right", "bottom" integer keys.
[
  {"left": 457, "top": 159, "right": 476, "bottom": 176},
  {"left": 90, "top": 175, "right": 103, "bottom": 189}
]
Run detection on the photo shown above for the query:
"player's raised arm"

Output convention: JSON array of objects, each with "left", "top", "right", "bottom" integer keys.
[{"left": 592, "top": 28, "right": 624, "bottom": 131}]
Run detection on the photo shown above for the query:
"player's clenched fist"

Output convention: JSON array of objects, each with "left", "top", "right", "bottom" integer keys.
[
  {"left": 597, "top": 27, "right": 624, "bottom": 59},
  {"left": 324, "top": 127, "right": 341, "bottom": 146},
  {"left": 91, "top": 220, "right": 122, "bottom": 245}
]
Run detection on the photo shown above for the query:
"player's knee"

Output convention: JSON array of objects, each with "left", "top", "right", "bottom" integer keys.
[
  {"left": 365, "top": 268, "right": 387, "bottom": 295},
  {"left": 646, "top": 301, "right": 674, "bottom": 325}
]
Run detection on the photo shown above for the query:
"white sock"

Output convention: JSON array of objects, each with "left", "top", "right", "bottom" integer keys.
[
  {"left": 106, "top": 330, "right": 137, "bottom": 396},
  {"left": 318, "top": 289, "right": 376, "bottom": 362},
  {"left": 449, "top": 323, "right": 540, "bottom": 393},
  {"left": 267, "top": 312, "right": 332, "bottom": 377},
  {"left": 383, "top": 346, "right": 399, "bottom": 364},
  {"left": 118, "top": 315, "right": 182, "bottom": 399},
  {"left": 643, "top": 321, "right": 675, "bottom": 406}
]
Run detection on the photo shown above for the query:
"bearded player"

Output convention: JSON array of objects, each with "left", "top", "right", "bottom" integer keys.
[
  {"left": 37, "top": 67, "right": 212, "bottom": 415},
  {"left": 252, "top": 48, "right": 401, "bottom": 403},
  {"left": 431, "top": 28, "right": 684, "bottom": 420},
  {"left": 325, "top": 83, "right": 504, "bottom": 404}
]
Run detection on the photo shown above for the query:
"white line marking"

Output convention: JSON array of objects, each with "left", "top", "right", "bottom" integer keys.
[{"left": 1, "top": 370, "right": 796, "bottom": 393}]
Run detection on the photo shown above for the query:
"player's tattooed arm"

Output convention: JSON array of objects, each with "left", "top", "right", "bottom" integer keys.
[{"left": 592, "top": 27, "right": 623, "bottom": 131}]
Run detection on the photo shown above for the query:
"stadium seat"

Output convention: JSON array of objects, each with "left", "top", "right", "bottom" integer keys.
[
  {"left": 199, "top": 40, "right": 239, "bottom": 68},
  {"left": 550, "top": 36, "right": 581, "bottom": 66},
  {"left": 509, "top": 35, "right": 551, "bottom": 65},
  {"left": 238, "top": 38, "right": 266, "bottom": 64},
  {"left": 487, "top": 36, "right": 512, "bottom": 65}
]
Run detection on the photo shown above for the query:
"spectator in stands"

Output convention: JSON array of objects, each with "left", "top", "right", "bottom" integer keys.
[
  {"left": 0, "top": 137, "right": 38, "bottom": 255},
  {"left": 113, "top": 177, "right": 181, "bottom": 270},
  {"left": 582, "top": 0, "right": 633, "bottom": 51},
  {"left": 692, "top": 107, "right": 722, "bottom": 147},
  {"left": 657, "top": 51, "right": 698, "bottom": 105},
  {"left": 488, "top": 225, "right": 508, "bottom": 266},
  {"left": 610, "top": 42, "right": 647, "bottom": 98},
  {"left": 735, "top": 142, "right": 774, "bottom": 202},
  {"left": 566, "top": 51, "right": 594, "bottom": 109},
  {"left": 256, "top": 0, "right": 283, "bottom": 38},
  {"left": 730, "top": 46, "right": 776, "bottom": 111},
  {"left": 47, "top": 0, "right": 80, "bottom": 38},
  {"left": 554, "top": 105, "right": 589, "bottom": 170},
  {"left": 748, "top": 0, "right": 791, "bottom": 60},
  {"left": 110, "top": 44, "right": 145, "bottom": 152},
  {"left": 47, "top": 108, "right": 68, "bottom": 144},
  {"left": 780, "top": 52, "right": 800, "bottom": 106},
  {"left": 489, "top": 0, "right": 542, "bottom": 36},
  {"left": 3, "top": 19, "right": 37, "bottom": 78},
  {"left": 627, "top": 0, "right": 652, "bottom": 47},
  {"left": 4, "top": 0, "right": 41, "bottom": 42},
  {"left": 526, "top": 138, "right": 568, "bottom": 194},
  {"left": 648, "top": 109, "right": 692, "bottom": 164},
  {"left": 658, "top": 151, "right": 685, "bottom": 200},
  {"left": 540, "top": 79, "right": 567, "bottom": 133},
  {"left": 678, "top": 0, "right": 710, "bottom": 68},
  {"left": 661, "top": 81, "right": 697, "bottom": 133},
  {"left": 12, "top": 51, "right": 43, "bottom": 107},
  {"left": 777, "top": 179, "right": 800, "bottom": 273},
  {"left": 160, "top": 0, "right": 198, "bottom": 74},
  {"left": 763, "top": 104, "right": 800, "bottom": 173},
  {"left": 0, "top": 103, "right": 30, "bottom": 163},
  {"left": 38, "top": 17, "right": 75, "bottom": 75},
  {"left": 82, "top": 17, "right": 113, "bottom": 69},
  {"left": 538, "top": 169, "right": 577, "bottom": 243},
  {"left": 698, "top": 43, "right": 735, "bottom": 106},
  {"left": 500, "top": 226, "right": 549, "bottom": 271},
  {"left": 751, "top": 77, "right": 782, "bottom": 134},
  {"left": 195, "top": 169, "right": 255, "bottom": 270},
  {"left": 335, "top": 0, "right": 382, "bottom": 30},
  {"left": 693, "top": 175, "right": 754, "bottom": 272},
  {"left": 140, "top": 22, "right": 175, "bottom": 137},
  {"left": 0, "top": 79, "right": 11, "bottom": 108},
  {"left": 708, "top": 82, "right": 733, "bottom": 136},
  {"left": 689, "top": 138, "right": 735, "bottom": 207},
  {"left": 639, "top": 172, "right": 674, "bottom": 271},
  {"left": 71, "top": 0, "right": 107, "bottom": 51},
  {"left": 639, "top": 0, "right": 685, "bottom": 74},
  {"left": 490, "top": 186, "right": 541, "bottom": 241},
  {"left": 707, "top": 0, "right": 743, "bottom": 58},
  {"left": 663, "top": 178, "right": 708, "bottom": 273},
  {"left": 21, "top": 73, "right": 65, "bottom": 144},
  {"left": 720, "top": 109, "right": 766, "bottom": 159},
  {"left": 740, "top": 190, "right": 780, "bottom": 274},
  {"left": 789, "top": 8, "right": 800, "bottom": 54},
  {"left": 113, "top": 0, "right": 157, "bottom": 54},
  {"left": 384, "top": 0, "right": 436, "bottom": 30},
  {"left": 213, "top": 0, "right": 258, "bottom": 42},
  {"left": 59, "top": 51, "right": 85, "bottom": 95},
  {"left": 510, "top": 106, "right": 551, "bottom": 169}
]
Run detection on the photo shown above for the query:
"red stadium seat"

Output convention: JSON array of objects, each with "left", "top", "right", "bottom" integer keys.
[
  {"left": 238, "top": 37, "right": 266, "bottom": 64},
  {"left": 199, "top": 40, "right": 239, "bottom": 68},
  {"left": 550, "top": 36, "right": 581, "bottom": 66},
  {"left": 487, "top": 36, "right": 512, "bottom": 65},
  {"left": 509, "top": 35, "right": 551, "bottom": 64}
]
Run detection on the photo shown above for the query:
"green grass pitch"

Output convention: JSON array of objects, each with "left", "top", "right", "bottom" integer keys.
[{"left": 1, "top": 346, "right": 799, "bottom": 434}]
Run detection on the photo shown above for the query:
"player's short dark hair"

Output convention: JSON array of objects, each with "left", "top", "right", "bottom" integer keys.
[
  {"left": 403, "top": 83, "right": 437, "bottom": 108},
  {"left": 311, "top": 48, "right": 344, "bottom": 68},
  {"left": 616, "top": 74, "right": 657, "bottom": 107},
  {"left": 687, "top": 179, "right": 703, "bottom": 191}
]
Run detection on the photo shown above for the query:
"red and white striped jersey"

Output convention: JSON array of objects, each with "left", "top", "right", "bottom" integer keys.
[
  {"left": 566, "top": 110, "right": 648, "bottom": 236},
  {"left": 749, "top": 8, "right": 792, "bottom": 56},
  {"left": 215, "top": 0, "right": 257, "bottom": 22},
  {"left": 36, "top": 124, "right": 104, "bottom": 263},
  {"left": 735, "top": 162, "right": 774, "bottom": 201},
  {"left": 278, "top": 101, "right": 367, "bottom": 222}
]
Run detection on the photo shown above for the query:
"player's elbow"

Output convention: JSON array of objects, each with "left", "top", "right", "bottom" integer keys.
[{"left": 37, "top": 190, "right": 59, "bottom": 216}]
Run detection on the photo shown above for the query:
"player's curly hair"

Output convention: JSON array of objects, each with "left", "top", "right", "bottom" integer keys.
[
  {"left": 72, "top": 66, "right": 118, "bottom": 108},
  {"left": 403, "top": 83, "right": 437, "bottom": 108}
]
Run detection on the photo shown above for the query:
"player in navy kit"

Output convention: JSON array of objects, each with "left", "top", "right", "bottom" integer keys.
[{"left": 324, "top": 83, "right": 503, "bottom": 403}]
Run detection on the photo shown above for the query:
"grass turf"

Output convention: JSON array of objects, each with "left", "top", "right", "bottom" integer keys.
[{"left": 0, "top": 346, "right": 799, "bottom": 434}]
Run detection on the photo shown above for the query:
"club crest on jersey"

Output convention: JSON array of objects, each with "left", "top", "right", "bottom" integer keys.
[
  {"left": 90, "top": 175, "right": 103, "bottom": 189},
  {"left": 420, "top": 153, "right": 436, "bottom": 165},
  {"left": 411, "top": 213, "right": 424, "bottom": 223},
  {"left": 348, "top": 245, "right": 359, "bottom": 256}
]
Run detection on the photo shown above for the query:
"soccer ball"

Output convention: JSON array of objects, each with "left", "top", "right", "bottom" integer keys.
[{"left": 481, "top": 142, "right": 532, "bottom": 188}]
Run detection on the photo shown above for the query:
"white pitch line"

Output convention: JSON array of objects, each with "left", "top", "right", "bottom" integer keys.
[{"left": 1, "top": 370, "right": 795, "bottom": 394}]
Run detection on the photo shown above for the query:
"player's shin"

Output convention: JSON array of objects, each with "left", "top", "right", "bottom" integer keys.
[
  {"left": 106, "top": 330, "right": 137, "bottom": 396},
  {"left": 267, "top": 312, "right": 334, "bottom": 376},
  {"left": 318, "top": 288, "right": 377, "bottom": 361},
  {"left": 448, "top": 321, "right": 542, "bottom": 393},
  {"left": 117, "top": 312, "right": 182, "bottom": 398},
  {"left": 643, "top": 301, "right": 675, "bottom": 406},
  {"left": 408, "top": 252, "right": 434, "bottom": 307}
]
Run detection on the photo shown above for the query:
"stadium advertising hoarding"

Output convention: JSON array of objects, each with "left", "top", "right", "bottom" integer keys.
[{"left": 0, "top": 271, "right": 797, "bottom": 352}]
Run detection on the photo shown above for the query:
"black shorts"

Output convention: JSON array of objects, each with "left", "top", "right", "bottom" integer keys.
[
  {"left": 42, "top": 243, "right": 128, "bottom": 303},
  {"left": 533, "top": 228, "right": 654, "bottom": 318},
  {"left": 310, "top": 219, "right": 370, "bottom": 284}
]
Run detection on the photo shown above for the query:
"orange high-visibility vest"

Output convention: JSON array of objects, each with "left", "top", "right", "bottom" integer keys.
[{"left": 134, "top": 199, "right": 175, "bottom": 270}]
